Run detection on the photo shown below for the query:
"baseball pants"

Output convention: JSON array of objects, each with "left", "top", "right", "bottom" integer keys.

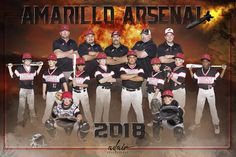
[
  {"left": 194, "top": 88, "right": 219, "bottom": 125},
  {"left": 17, "top": 88, "right": 36, "bottom": 122},
  {"left": 94, "top": 86, "right": 111, "bottom": 123},
  {"left": 121, "top": 88, "right": 144, "bottom": 124},
  {"left": 148, "top": 92, "right": 162, "bottom": 109},
  {"left": 42, "top": 90, "right": 61, "bottom": 124},
  {"left": 73, "top": 90, "right": 93, "bottom": 124},
  {"left": 173, "top": 88, "right": 186, "bottom": 108}
]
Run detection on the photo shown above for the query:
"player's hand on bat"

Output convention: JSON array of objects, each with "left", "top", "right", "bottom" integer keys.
[{"left": 222, "top": 64, "right": 227, "bottom": 70}]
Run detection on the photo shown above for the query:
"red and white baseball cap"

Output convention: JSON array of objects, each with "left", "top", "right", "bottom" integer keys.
[
  {"left": 127, "top": 50, "right": 137, "bottom": 57},
  {"left": 76, "top": 57, "right": 85, "bottom": 65},
  {"left": 97, "top": 52, "right": 107, "bottom": 59},
  {"left": 47, "top": 53, "right": 57, "bottom": 61},
  {"left": 165, "top": 27, "right": 174, "bottom": 34},
  {"left": 22, "top": 53, "right": 32, "bottom": 60},
  {"left": 60, "top": 25, "right": 70, "bottom": 32},
  {"left": 62, "top": 91, "right": 72, "bottom": 99},
  {"left": 162, "top": 90, "right": 174, "bottom": 98},
  {"left": 175, "top": 53, "right": 185, "bottom": 60},
  {"left": 111, "top": 31, "right": 120, "bottom": 37},
  {"left": 151, "top": 57, "right": 161, "bottom": 65},
  {"left": 201, "top": 54, "right": 211, "bottom": 61},
  {"left": 85, "top": 30, "right": 95, "bottom": 36}
]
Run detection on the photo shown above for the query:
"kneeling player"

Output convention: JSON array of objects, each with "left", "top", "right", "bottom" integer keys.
[
  {"left": 151, "top": 90, "right": 184, "bottom": 142},
  {"left": 45, "top": 91, "right": 90, "bottom": 139}
]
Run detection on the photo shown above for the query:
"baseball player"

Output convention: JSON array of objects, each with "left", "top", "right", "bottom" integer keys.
[
  {"left": 188, "top": 54, "right": 227, "bottom": 134},
  {"left": 151, "top": 90, "right": 184, "bottom": 142},
  {"left": 131, "top": 28, "right": 157, "bottom": 78},
  {"left": 42, "top": 53, "right": 68, "bottom": 124},
  {"left": 157, "top": 28, "right": 183, "bottom": 70},
  {"left": 120, "top": 50, "right": 145, "bottom": 124},
  {"left": 94, "top": 52, "right": 116, "bottom": 123},
  {"left": 168, "top": 53, "right": 186, "bottom": 108},
  {"left": 146, "top": 57, "right": 167, "bottom": 127},
  {"left": 7, "top": 53, "right": 43, "bottom": 125},
  {"left": 78, "top": 30, "right": 103, "bottom": 78},
  {"left": 53, "top": 25, "right": 79, "bottom": 80},
  {"left": 68, "top": 57, "right": 93, "bottom": 125},
  {"left": 104, "top": 31, "right": 128, "bottom": 78},
  {"left": 45, "top": 91, "right": 90, "bottom": 138}
]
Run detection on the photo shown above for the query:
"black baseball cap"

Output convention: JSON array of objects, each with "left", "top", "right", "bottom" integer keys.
[{"left": 141, "top": 29, "right": 151, "bottom": 35}]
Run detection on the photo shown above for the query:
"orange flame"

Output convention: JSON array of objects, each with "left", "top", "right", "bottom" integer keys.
[
  {"left": 200, "top": 3, "right": 236, "bottom": 31},
  {"left": 78, "top": 7, "right": 148, "bottom": 49}
]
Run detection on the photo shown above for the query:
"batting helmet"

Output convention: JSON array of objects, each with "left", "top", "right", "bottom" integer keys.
[
  {"left": 97, "top": 52, "right": 107, "bottom": 59},
  {"left": 47, "top": 53, "right": 57, "bottom": 61},
  {"left": 22, "top": 53, "right": 32, "bottom": 60}
]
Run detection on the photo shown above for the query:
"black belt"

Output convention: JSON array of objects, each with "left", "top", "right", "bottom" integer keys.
[
  {"left": 200, "top": 87, "right": 213, "bottom": 90},
  {"left": 73, "top": 89, "right": 87, "bottom": 93},
  {"left": 99, "top": 86, "right": 111, "bottom": 89},
  {"left": 122, "top": 87, "right": 140, "bottom": 92}
]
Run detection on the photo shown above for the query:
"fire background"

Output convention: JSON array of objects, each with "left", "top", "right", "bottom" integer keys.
[{"left": 0, "top": 0, "right": 236, "bottom": 157}]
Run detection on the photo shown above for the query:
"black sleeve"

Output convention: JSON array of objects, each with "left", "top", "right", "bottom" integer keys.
[
  {"left": 72, "top": 41, "right": 78, "bottom": 51},
  {"left": 177, "top": 77, "right": 185, "bottom": 83},
  {"left": 131, "top": 41, "right": 140, "bottom": 50},
  {"left": 97, "top": 45, "right": 103, "bottom": 52},
  {"left": 176, "top": 44, "right": 183, "bottom": 53},
  {"left": 52, "top": 40, "right": 60, "bottom": 51},
  {"left": 78, "top": 44, "right": 88, "bottom": 56},
  {"left": 157, "top": 45, "right": 165, "bottom": 57},
  {"left": 145, "top": 44, "right": 157, "bottom": 58}
]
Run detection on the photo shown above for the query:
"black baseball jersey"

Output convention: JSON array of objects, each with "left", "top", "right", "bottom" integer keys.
[
  {"left": 52, "top": 38, "right": 78, "bottom": 72},
  {"left": 52, "top": 103, "right": 81, "bottom": 118},
  {"left": 120, "top": 64, "right": 144, "bottom": 89},
  {"left": 193, "top": 67, "right": 220, "bottom": 89},
  {"left": 146, "top": 71, "right": 167, "bottom": 93},
  {"left": 78, "top": 42, "right": 103, "bottom": 78},
  {"left": 157, "top": 42, "right": 183, "bottom": 70},
  {"left": 104, "top": 44, "right": 128, "bottom": 78},
  {"left": 42, "top": 68, "right": 67, "bottom": 92},
  {"left": 13, "top": 65, "right": 37, "bottom": 89},
  {"left": 94, "top": 65, "right": 115, "bottom": 88},
  {"left": 132, "top": 40, "right": 157, "bottom": 78},
  {"left": 169, "top": 66, "right": 186, "bottom": 90},
  {"left": 68, "top": 71, "right": 90, "bottom": 91}
]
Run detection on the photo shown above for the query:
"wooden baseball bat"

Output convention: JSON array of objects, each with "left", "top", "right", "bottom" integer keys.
[
  {"left": 6, "top": 61, "right": 43, "bottom": 67},
  {"left": 186, "top": 64, "right": 223, "bottom": 68}
]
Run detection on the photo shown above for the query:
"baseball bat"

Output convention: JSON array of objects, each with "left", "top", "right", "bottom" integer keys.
[
  {"left": 73, "top": 52, "right": 76, "bottom": 79},
  {"left": 6, "top": 61, "right": 43, "bottom": 67},
  {"left": 186, "top": 64, "right": 223, "bottom": 68}
]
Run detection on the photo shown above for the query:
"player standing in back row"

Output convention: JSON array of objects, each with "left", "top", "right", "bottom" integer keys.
[{"left": 188, "top": 54, "right": 226, "bottom": 134}]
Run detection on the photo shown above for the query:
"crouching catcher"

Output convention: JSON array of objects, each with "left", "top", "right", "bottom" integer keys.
[
  {"left": 151, "top": 90, "right": 185, "bottom": 142},
  {"left": 44, "top": 91, "right": 90, "bottom": 139}
]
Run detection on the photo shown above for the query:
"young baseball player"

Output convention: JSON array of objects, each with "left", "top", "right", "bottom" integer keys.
[
  {"left": 120, "top": 50, "right": 145, "bottom": 124},
  {"left": 42, "top": 53, "right": 68, "bottom": 124},
  {"left": 7, "top": 53, "right": 43, "bottom": 125},
  {"left": 188, "top": 54, "right": 227, "bottom": 134},
  {"left": 68, "top": 57, "right": 93, "bottom": 125},
  {"left": 45, "top": 91, "right": 90, "bottom": 138},
  {"left": 146, "top": 57, "right": 167, "bottom": 127},
  {"left": 94, "top": 52, "right": 116, "bottom": 123},
  {"left": 152, "top": 90, "right": 184, "bottom": 141},
  {"left": 169, "top": 53, "right": 186, "bottom": 109}
]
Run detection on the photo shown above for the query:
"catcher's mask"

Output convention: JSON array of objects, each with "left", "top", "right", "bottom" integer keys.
[{"left": 151, "top": 98, "right": 162, "bottom": 115}]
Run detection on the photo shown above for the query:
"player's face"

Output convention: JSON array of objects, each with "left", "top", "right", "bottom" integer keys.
[
  {"left": 63, "top": 98, "right": 72, "bottom": 106},
  {"left": 152, "top": 64, "right": 161, "bottom": 72},
  {"left": 141, "top": 34, "right": 151, "bottom": 43},
  {"left": 85, "top": 34, "right": 95, "bottom": 44},
  {"left": 48, "top": 60, "right": 57, "bottom": 67},
  {"left": 175, "top": 58, "right": 184, "bottom": 67},
  {"left": 60, "top": 30, "right": 70, "bottom": 39},
  {"left": 77, "top": 65, "right": 85, "bottom": 71},
  {"left": 202, "top": 59, "right": 210, "bottom": 69},
  {"left": 23, "top": 59, "right": 32, "bottom": 66},
  {"left": 165, "top": 33, "right": 174, "bottom": 43},
  {"left": 128, "top": 55, "right": 137, "bottom": 65},
  {"left": 112, "top": 35, "right": 120, "bottom": 45},
  {"left": 163, "top": 96, "right": 173, "bottom": 105},
  {"left": 98, "top": 59, "right": 106, "bottom": 66}
]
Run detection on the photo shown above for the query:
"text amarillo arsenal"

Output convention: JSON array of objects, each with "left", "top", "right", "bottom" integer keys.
[{"left": 22, "top": 6, "right": 201, "bottom": 24}]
